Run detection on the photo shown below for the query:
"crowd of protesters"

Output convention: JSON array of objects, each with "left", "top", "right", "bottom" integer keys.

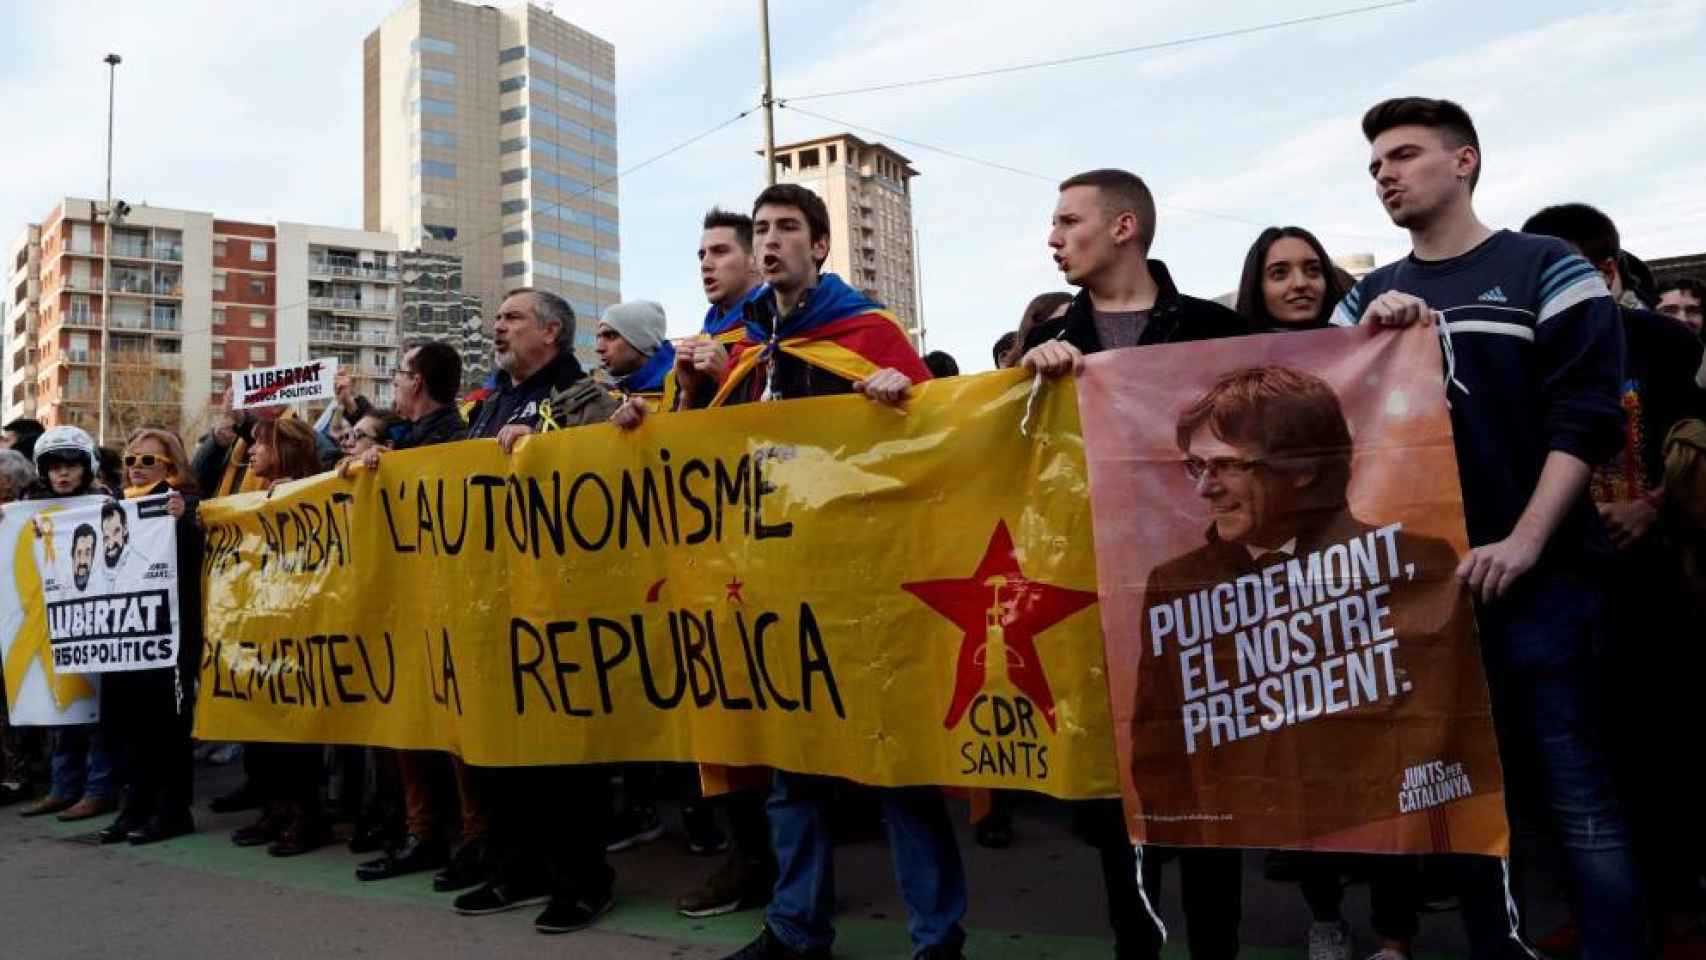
[{"left": 3, "top": 94, "right": 1706, "bottom": 959}]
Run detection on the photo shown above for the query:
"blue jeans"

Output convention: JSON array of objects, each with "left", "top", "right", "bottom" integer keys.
[
  {"left": 764, "top": 771, "right": 967, "bottom": 955},
  {"left": 49, "top": 725, "right": 113, "bottom": 801},
  {"left": 1464, "top": 573, "right": 1647, "bottom": 959}
]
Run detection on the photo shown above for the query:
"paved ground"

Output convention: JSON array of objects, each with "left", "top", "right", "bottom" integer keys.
[{"left": 0, "top": 762, "right": 1576, "bottom": 959}]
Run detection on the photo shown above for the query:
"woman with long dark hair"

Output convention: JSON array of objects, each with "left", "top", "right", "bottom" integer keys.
[
  {"left": 1236, "top": 226, "right": 1422, "bottom": 960},
  {"left": 1235, "top": 226, "right": 1345, "bottom": 332},
  {"left": 228, "top": 417, "right": 334, "bottom": 857},
  {"left": 94, "top": 427, "right": 204, "bottom": 844}
]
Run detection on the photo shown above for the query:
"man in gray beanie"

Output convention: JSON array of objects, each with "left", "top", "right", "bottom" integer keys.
[{"left": 596, "top": 300, "right": 676, "bottom": 403}]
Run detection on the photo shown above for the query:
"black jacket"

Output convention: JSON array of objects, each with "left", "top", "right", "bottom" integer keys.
[
  {"left": 396, "top": 404, "right": 468, "bottom": 451},
  {"left": 1021, "top": 259, "right": 1252, "bottom": 355},
  {"left": 465, "top": 349, "right": 590, "bottom": 439}
]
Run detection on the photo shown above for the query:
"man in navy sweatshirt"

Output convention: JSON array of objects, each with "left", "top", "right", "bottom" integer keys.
[{"left": 1334, "top": 97, "right": 1646, "bottom": 958}]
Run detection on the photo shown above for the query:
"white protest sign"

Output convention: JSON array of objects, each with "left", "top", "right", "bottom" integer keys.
[
  {"left": 1, "top": 497, "right": 102, "bottom": 724},
  {"left": 36, "top": 494, "right": 180, "bottom": 675},
  {"left": 234, "top": 357, "right": 338, "bottom": 409}
]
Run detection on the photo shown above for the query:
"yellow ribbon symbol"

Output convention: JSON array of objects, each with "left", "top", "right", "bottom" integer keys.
[{"left": 4, "top": 505, "right": 95, "bottom": 713}]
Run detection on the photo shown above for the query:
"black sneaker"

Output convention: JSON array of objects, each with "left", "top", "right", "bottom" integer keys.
[
  {"left": 605, "top": 805, "right": 664, "bottom": 852},
  {"left": 433, "top": 837, "right": 490, "bottom": 892},
  {"left": 533, "top": 890, "right": 615, "bottom": 934},
  {"left": 721, "top": 927, "right": 829, "bottom": 960},
  {"left": 684, "top": 801, "right": 730, "bottom": 856},
  {"left": 453, "top": 879, "right": 551, "bottom": 916}
]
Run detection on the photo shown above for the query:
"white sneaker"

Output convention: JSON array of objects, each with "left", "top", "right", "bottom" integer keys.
[{"left": 1309, "top": 921, "right": 1353, "bottom": 960}]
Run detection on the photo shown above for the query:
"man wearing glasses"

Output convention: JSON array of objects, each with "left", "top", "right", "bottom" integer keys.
[{"left": 349, "top": 340, "right": 481, "bottom": 892}]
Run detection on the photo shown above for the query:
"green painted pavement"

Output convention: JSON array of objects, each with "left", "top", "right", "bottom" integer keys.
[{"left": 38, "top": 818, "right": 1464, "bottom": 959}]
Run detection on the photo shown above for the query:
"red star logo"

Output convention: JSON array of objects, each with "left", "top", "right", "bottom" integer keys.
[
  {"left": 902, "top": 520, "right": 1098, "bottom": 733},
  {"left": 726, "top": 577, "right": 745, "bottom": 604}
]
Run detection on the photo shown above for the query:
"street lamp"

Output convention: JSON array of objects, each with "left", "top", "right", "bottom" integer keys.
[{"left": 97, "top": 52, "right": 121, "bottom": 446}]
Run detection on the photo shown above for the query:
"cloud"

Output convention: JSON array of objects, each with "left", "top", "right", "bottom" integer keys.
[{"left": 3, "top": 0, "right": 1703, "bottom": 384}]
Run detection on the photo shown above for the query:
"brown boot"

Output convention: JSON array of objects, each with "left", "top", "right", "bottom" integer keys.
[
  {"left": 57, "top": 795, "right": 116, "bottom": 822},
  {"left": 18, "top": 794, "right": 75, "bottom": 818}
]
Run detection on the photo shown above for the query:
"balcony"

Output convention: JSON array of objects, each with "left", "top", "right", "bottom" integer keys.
[
  {"left": 308, "top": 296, "right": 396, "bottom": 316},
  {"left": 109, "top": 348, "right": 181, "bottom": 370},
  {"left": 61, "top": 311, "right": 100, "bottom": 329},
  {"left": 309, "top": 260, "right": 401, "bottom": 282},
  {"left": 62, "top": 274, "right": 103, "bottom": 294},
  {"left": 108, "top": 240, "right": 183, "bottom": 263},
  {"left": 308, "top": 326, "right": 395, "bottom": 346}
]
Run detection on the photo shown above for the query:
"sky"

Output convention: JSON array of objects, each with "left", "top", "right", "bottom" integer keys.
[{"left": 2, "top": 0, "right": 1703, "bottom": 372}]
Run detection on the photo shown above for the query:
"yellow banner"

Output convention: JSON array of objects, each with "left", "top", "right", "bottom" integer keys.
[{"left": 195, "top": 371, "right": 1119, "bottom": 798}]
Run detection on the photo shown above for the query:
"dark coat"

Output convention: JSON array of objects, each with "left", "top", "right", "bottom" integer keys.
[
  {"left": 1021, "top": 259, "right": 1252, "bottom": 355},
  {"left": 466, "top": 349, "right": 591, "bottom": 439},
  {"left": 395, "top": 404, "right": 468, "bottom": 450}
]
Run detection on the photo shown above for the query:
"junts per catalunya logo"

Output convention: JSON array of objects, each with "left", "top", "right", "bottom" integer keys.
[{"left": 903, "top": 521, "right": 1097, "bottom": 782}]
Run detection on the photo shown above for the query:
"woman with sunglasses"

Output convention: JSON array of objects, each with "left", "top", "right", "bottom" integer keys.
[{"left": 91, "top": 428, "right": 204, "bottom": 845}]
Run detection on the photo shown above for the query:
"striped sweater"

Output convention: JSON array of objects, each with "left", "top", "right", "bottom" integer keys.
[{"left": 1332, "top": 230, "right": 1624, "bottom": 570}]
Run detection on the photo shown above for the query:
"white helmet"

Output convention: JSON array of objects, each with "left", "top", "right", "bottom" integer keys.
[{"left": 32, "top": 425, "right": 98, "bottom": 475}]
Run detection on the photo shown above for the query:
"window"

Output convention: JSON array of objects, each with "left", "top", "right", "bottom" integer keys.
[
  {"left": 827, "top": 144, "right": 837, "bottom": 163},
  {"left": 501, "top": 168, "right": 528, "bottom": 185},
  {"left": 500, "top": 106, "right": 527, "bottom": 124},
  {"left": 499, "top": 76, "right": 526, "bottom": 93},
  {"left": 420, "top": 67, "right": 456, "bottom": 87},
  {"left": 213, "top": 273, "right": 226, "bottom": 293},
  {"left": 424, "top": 224, "right": 458, "bottom": 242},
  {"left": 250, "top": 241, "right": 267, "bottom": 262},
  {"left": 250, "top": 344, "right": 268, "bottom": 363},
  {"left": 499, "top": 45, "right": 526, "bottom": 63},
  {"left": 69, "top": 295, "right": 91, "bottom": 324},
  {"left": 419, "top": 129, "right": 457, "bottom": 149},
  {"left": 500, "top": 137, "right": 526, "bottom": 154},
  {"left": 501, "top": 199, "right": 527, "bottom": 216},
  {"left": 417, "top": 159, "right": 457, "bottom": 180},
  {"left": 416, "top": 98, "right": 456, "bottom": 117},
  {"left": 411, "top": 36, "right": 457, "bottom": 55},
  {"left": 250, "top": 311, "right": 267, "bottom": 329},
  {"left": 502, "top": 262, "right": 526, "bottom": 278},
  {"left": 213, "top": 239, "right": 227, "bottom": 259},
  {"left": 249, "top": 279, "right": 266, "bottom": 296},
  {"left": 502, "top": 230, "right": 527, "bottom": 246},
  {"left": 213, "top": 307, "right": 226, "bottom": 325}
]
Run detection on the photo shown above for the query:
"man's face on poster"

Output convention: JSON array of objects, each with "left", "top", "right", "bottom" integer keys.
[
  {"left": 1185, "top": 426, "right": 1308, "bottom": 550},
  {"left": 102, "top": 511, "right": 128, "bottom": 568},
  {"left": 73, "top": 533, "right": 95, "bottom": 590}
]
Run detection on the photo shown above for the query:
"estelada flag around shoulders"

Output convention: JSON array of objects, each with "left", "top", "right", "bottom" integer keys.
[{"left": 1079, "top": 324, "right": 1508, "bottom": 856}]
